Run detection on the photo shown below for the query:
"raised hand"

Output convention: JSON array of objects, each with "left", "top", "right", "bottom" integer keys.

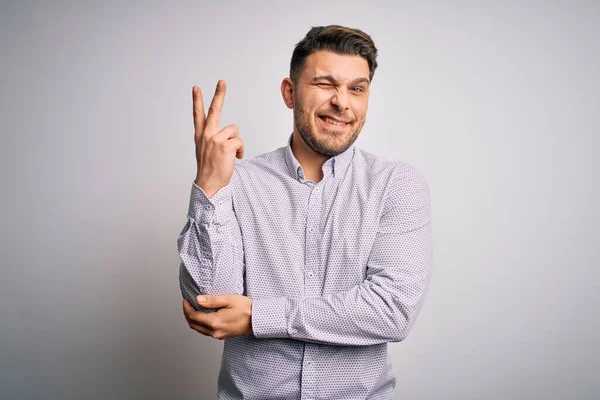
[{"left": 193, "top": 80, "right": 244, "bottom": 198}]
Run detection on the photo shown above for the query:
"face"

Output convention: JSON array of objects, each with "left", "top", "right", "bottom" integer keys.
[{"left": 287, "top": 50, "right": 371, "bottom": 156}]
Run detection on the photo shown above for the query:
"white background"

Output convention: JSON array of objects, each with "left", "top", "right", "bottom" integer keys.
[{"left": 1, "top": 1, "right": 598, "bottom": 399}]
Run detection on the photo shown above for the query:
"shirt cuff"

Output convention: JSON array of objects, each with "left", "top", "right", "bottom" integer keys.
[
  {"left": 251, "top": 297, "right": 290, "bottom": 339},
  {"left": 188, "top": 181, "right": 233, "bottom": 226}
]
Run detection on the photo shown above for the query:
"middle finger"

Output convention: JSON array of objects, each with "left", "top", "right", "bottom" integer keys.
[{"left": 206, "top": 80, "right": 227, "bottom": 133}]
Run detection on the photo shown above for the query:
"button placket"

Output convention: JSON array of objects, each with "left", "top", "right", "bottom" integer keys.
[
  {"left": 304, "top": 184, "right": 322, "bottom": 296},
  {"left": 300, "top": 343, "right": 319, "bottom": 399}
]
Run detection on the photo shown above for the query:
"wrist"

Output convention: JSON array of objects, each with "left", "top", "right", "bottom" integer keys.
[{"left": 195, "top": 178, "right": 222, "bottom": 198}]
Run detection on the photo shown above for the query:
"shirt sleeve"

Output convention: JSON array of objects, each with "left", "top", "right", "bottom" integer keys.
[
  {"left": 251, "top": 163, "right": 433, "bottom": 346},
  {"left": 177, "top": 172, "right": 245, "bottom": 312}
]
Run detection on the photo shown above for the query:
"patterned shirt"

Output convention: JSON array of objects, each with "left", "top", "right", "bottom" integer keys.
[{"left": 178, "top": 134, "right": 433, "bottom": 400}]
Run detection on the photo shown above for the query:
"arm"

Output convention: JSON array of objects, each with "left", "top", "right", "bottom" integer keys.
[
  {"left": 178, "top": 177, "right": 244, "bottom": 311},
  {"left": 251, "top": 164, "right": 433, "bottom": 346},
  {"left": 179, "top": 81, "right": 245, "bottom": 312}
]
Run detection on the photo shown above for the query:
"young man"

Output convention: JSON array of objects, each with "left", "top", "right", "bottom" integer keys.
[{"left": 178, "top": 25, "right": 432, "bottom": 400}]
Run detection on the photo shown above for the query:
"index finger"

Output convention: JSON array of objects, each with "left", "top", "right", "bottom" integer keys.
[
  {"left": 193, "top": 86, "right": 206, "bottom": 139},
  {"left": 206, "top": 80, "right": 226, "bottom": 132}
]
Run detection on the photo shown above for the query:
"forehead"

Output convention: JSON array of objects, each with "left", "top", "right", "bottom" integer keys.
[{"left": 302, "top": 50, "right": 370, "bottom": 82}]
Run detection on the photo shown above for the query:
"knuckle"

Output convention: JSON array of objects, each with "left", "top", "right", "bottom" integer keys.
[
  {"left": 213, "top": 331, "right": 225, "bottom": 340},
  {"left": 225, "top": 141, "right": 237, "bottom": 152},
  {"left": 222, "top": 124, "right": 238, "bottom": 134},
  {"left": 204, "top": 133, "right": 216, "bottom": 143}
]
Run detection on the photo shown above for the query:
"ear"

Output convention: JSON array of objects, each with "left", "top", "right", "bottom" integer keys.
[{"left": 281, "top": 77, "right": 295, "bottom": 109}]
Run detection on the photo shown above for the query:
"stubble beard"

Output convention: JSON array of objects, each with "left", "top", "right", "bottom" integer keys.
[{"left": 293, "top": 102, "right": 362, "bottom": 157}]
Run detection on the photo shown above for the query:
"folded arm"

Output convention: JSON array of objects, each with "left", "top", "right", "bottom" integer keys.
[{"left": 251, "top": 164, "right": 433, "bottom": 346}]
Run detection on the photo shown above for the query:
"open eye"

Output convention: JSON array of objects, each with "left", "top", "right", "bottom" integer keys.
[{"left": 351, "top": 87, "right": 364, "bottom": 93}]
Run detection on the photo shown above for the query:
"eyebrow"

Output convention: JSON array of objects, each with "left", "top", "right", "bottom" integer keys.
[{"left": 312, "top": 75, "right": 370, "bottom": 85}]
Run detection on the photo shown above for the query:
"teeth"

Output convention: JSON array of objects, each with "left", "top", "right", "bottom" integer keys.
[{"left": 323, "top": 117, "right": 347, "bottom": 126}]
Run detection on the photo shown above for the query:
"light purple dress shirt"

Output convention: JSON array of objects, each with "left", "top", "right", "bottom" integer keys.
[{"left": 178, "top": 134, "right": 433, "bottom": 399}]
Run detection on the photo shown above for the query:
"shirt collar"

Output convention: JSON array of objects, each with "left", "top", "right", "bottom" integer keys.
[{"left": 284, "top": 133, "right": 355, "bottom": 181}]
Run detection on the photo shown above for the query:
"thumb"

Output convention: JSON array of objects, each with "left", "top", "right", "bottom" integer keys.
[
  {"left": 236, "top": 141, "right": 245, "bottom": 159},
  {"left": 197, "top": 295, "right": 230, "bottom": 309}
]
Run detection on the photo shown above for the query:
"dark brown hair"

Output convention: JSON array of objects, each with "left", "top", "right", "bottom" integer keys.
[{"left": 290, "top": 25, "right": 378, "bottom": 84}]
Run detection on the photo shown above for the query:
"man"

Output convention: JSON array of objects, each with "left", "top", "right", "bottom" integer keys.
[{"left": 178, "top": 25, "right": 432, "bottom": 400}]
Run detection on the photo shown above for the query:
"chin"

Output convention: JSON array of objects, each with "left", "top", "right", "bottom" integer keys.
[{"left": 312, "top": 134, "right": 355, "bottom": 156}]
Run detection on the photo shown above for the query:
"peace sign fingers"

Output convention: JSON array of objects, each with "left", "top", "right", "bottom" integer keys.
[{"left": 191, "top": 80, "right": 239, "bottom": 198}]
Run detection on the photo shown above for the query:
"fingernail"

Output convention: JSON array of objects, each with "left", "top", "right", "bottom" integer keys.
[{"left": 197, "top": 295, "right": 206, "bottom": 303}]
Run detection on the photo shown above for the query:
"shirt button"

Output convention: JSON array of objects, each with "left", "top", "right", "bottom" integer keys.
[
  {"left": 308, "top": 227, "right": 314, "bottom": 233},
  {"left": 307, "top": 270, "right": 314, "bottom": 277},
  {"left": 218, "top": 201, "right": 223, "bottom": 206}
]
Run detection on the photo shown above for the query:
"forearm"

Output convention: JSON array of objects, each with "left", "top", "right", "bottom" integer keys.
[
  {"left": 252, "top": 224, "right": 432, "bottom": 346},
  {"left": 178, "top": 181, "right": 244, "bottom": 310}
]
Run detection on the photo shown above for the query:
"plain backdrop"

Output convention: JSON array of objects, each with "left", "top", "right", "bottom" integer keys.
[{"left": 1, "top": 1, "right": 599, "bottom": 399}]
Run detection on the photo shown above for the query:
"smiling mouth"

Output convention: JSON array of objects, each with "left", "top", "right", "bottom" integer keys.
[{"left": 319, "top": 116, "right": 350, "bottom": 127}]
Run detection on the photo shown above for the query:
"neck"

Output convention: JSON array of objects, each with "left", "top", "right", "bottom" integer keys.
[{"left": 291, "top": 130, "right": 330, "bottom": 182}]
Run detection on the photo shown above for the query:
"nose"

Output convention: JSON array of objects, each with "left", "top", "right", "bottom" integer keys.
[{"left": 330, "top": 88, "right": 349, "bottom": 111}]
